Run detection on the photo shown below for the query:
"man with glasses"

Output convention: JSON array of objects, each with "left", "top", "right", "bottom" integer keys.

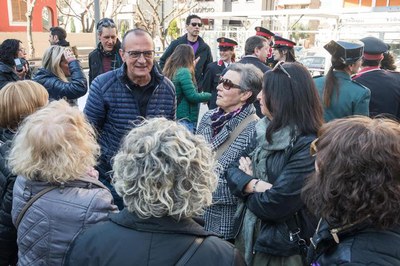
[
  {"left": 159, "top": 14, "right": 213, "bottom": 84},
  {"left": 201, "top": 37, "right": 237, "bottom": 109},
  {"left": 84, "top": 29, "right": 176, "bottom": 209},
  {"left": 88, "top": 18, "right": 123, "bottom": 85}
]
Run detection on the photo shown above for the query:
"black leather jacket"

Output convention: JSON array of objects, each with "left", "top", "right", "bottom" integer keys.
[
  {"left": 227, "top": 119, "right": 317, "bottom": 258},
  {"left": 309, "top": 219, "right": 400, "bottom": 265},
  {"left": 0, "top": 62, "right": 19, "bottom": 90}
]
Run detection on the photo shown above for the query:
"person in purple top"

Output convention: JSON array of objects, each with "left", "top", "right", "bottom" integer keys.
[{"left": 159, "top": 14, "right": 213, "bottom": 85}]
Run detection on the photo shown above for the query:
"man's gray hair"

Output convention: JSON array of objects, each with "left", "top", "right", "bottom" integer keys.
[{"left": 112, "top": 117, "right": 217, "bottom": 219}]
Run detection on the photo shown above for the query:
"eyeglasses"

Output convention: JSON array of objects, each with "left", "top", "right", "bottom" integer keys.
[
  {"left": 125, "top": 50, "right": 155, "bottom": 59},
  {"left": 272, "top": 61, "right": 291, "bottom": 79},
  {"left": 218, "top": 77, "right": 242, "bottom": 90},
  {"left": 190, "top": 22, "right": 203, "bottom": 27},
  {"left": 310, "top": 138, "right": 318, "bottom": 157}
]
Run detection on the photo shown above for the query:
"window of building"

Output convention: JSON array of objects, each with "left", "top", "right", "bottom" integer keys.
[{"left": 9, "top": 0, "right": 27, "bottom": 22}]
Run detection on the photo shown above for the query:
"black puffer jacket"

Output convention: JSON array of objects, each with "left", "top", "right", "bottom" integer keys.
[
  {"left": 66, "top": 209, "right": 246, "bottom": 266},
  {"left": 309, "top": 219, "right": 400, "bottom": 265},
  {"left": 33, "top": 60, "right": 87, "bottom": 101},
  {"left": 0, "top": 62, "right": 19, "bottom": 90},
  {"left": 0, "top": 128, "right": 17, "bottom": 265}
]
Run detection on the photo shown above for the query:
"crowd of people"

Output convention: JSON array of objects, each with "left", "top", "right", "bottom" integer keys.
[{"left": 0, "top": 13, "right": 400, "bottom": 266}]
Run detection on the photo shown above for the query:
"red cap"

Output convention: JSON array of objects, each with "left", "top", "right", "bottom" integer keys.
[
  {"left": 273, "top": 36, "right": 296, "bottom": 48},
  {"left": 255, "top": 27, "right": 275, "bottom": 39},
  {"left": 217, "top": 37, "right": 238, "bottom": 47}
]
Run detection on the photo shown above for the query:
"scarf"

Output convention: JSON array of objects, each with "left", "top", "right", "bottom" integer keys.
[{"left": 211, "top": 104, "right": 248, "bottom": 137}]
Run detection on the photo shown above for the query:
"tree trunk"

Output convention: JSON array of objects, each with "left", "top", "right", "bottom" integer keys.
[{"left": 26, "top": 0, "right": 37, "bottom": 59}]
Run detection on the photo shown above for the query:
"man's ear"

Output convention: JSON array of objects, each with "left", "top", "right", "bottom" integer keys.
[{"left": 119, "top": 49, "right": 126, "bottom": 62}]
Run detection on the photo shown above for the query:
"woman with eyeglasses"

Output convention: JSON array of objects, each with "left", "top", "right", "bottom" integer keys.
[
  {"left": 226, "top": 62, "right": 323, "bottom": 265},
  {"left": 197, "top": 63, "right": 263, "bottom": 242},
  {"left": 0, "top": 39, "right": 30, "bottom": 89},
  {"left": 303, "top": 116, "right": 400, "bottom": 266},
  {"left": 33, "top": 45, "right": 87, "bottom": 105},
  {"left": 163, "top": 44, "right": 211, "bottom": 133},
  {"left": 314, "top": 40, "right": 370, "bottom": 122}
]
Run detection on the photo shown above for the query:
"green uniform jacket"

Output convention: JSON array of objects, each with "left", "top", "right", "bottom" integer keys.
[
  {"left": 314, "top": 71, "right": 370, "bottom": 122},
  {"left": 174, "top": 67, "right": 211, "bottom": 123}
]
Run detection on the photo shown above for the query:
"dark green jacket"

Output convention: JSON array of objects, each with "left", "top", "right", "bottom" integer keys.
[
  {"left": 174, "top": 68, "right": 211, "bottom": 123},
  {"left": 314, "top": 71, "right": 370, "bottom": 122}
]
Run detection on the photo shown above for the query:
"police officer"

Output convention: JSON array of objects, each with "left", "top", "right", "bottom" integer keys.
[
  {"left": 201, "top": 37, "right": 238, "bottom": 109},
  {"left": 314, "top": 40, "right": 370, "bottom": 122},
  {"left": 272, "top": 36, "right": 297, "bottom": 63},
  {"left": 255, "top": 26, "right": 275, "bottom": 67},
  {"left": 353, "top": 36, "right": 400, "bottom": 120}
]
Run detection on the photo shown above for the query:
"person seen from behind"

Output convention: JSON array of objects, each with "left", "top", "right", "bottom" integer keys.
[
  {"left": 303, "top": 116, "right": 400, "bottom": 265},
  {"left": 66, "top": 118, "right": 246, "bottom": 266},
  {"left": 10, "top": 100, "right": 117, "bottom": 266},
  {"left": 163, "top": 44, "right": 211, "bottom": 133},
  {"left": 0, "top": 80, "right": 49, "bottom": 266}
]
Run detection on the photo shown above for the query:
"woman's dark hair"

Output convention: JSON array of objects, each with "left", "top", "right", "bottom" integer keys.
[
  {"left": 276, "top": 46, "right": 296, "bottom": 62},
  {"left": 322, "top": 56, "right": 347, "bottom": 107},
  {"left": 303, "top": 116, "right": 400, "bottom": 229},
  {"left": 262, "top": 62, "right": 323, "bottom": 142},
  {"left": 380, "top": 52, "right": 397, "bottom": 71},
  {"left": 0, "top": 39, "right": 21, "bottom": 66}
]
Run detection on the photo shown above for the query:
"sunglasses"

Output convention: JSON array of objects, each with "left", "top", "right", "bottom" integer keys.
[
  {"left": 272, "top": 61, "right": 291, "bottom": 78},
  {"left": 125, "top": 50, "right": 155, "bottom": 59},
  {"left": 218, "top": 77, "right": 242, "bottom": 90},
  {"left": 310, "top": 138, "right": 318, "bottom": 157},
  {"left": 190, "top": 22, "right": 203, "bottom": 27},
  {"left": 97, "top": 18, "right": 115, "bottom": 30}
]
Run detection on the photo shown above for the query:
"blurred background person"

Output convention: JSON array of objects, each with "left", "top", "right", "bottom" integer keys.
[
  {"left": 227, "top": 62, "right": 323, "bottom": 265},
  {"left": 0, "top": 80, "right": 48, "bottom": 266},
  {"left": 10, "top": 100, "right": 117, "bottom": 266},
  {"left": 304, "top": 117, "right": 400, "bottom": 265},
  {"left": 314, "top": 40, "right": 370, "bottom": 122},
  {"left": 89, "top": 18, "right": 123, "bottom": 85},
  {"left": 381, "top": 51, "right": 397, "bottom": 71},
  {"left": 271, "top": 36, "right": 297, "bottom": 63},
  {"left": 66, "top": 118, "right": 245, "bottom": 266},
  {"left": 33, "top": 45, "right": 87, "bottom": 105},
  {"left": 0, "top": 39, "right": 29, "bottom": 89},
  {"left": 49, "top": 26, "right": 69, "bottom": 46},
  {"left": 254, "top": 26, "right": 275, "bottom": 67},
  {"left": 353, "top": 36, "right": 400, "bottom": 120},
  {"left": 197, "top": 63, "right": 262, "bottom": 242},
  {"left": 201, "top": 37, "right": 238, "bottom": 109},
  {"left": 163, "top": 44, "right": 211, "bottom": 133}
]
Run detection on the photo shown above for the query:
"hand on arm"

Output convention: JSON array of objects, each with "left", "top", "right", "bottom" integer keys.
[{"left": 238, "top": 156, "right": 272, "bottom": 193}]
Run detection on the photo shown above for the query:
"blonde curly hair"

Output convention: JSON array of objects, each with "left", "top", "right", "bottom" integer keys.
[
  {"left": 113, "top": 118, "right": 217, "bottom": 219},
  {"left": 8, "top": 100, "right": 100, "bottom": 183}
]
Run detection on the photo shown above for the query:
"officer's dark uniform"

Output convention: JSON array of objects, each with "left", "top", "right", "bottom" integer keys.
[
  {"left": 201, "top": 37, "right": 238, "bottom": 109},
  {"left": 353, "top": 36, "right": 400, "bottom": 120}
]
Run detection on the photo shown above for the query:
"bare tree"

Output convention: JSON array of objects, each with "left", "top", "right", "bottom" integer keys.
[
  {"left": 57, "top": 0, "right": 124, "bottom": 33},
  {"left": 26, "top": 0, "right": 37, "bottom": 58},
  {"left": 134, "top": 0, "right": 198, "bottom": 49}
]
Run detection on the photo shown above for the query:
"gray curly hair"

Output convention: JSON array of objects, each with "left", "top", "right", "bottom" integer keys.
[{"left": 112, "top": 118, "right": 217, "bottom": 219}]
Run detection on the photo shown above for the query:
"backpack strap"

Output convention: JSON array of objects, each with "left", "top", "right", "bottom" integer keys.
[
  {"left": 15, "top": 186, "right": 57, "bottom": 229},
  {"left": 175, "top": 237, "right": 205, "bottom": 266}
]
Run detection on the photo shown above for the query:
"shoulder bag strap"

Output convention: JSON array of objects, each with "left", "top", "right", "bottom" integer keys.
[
  {"left": 215, "top": 114, "right": 259, "bottom": 160},
  {"left": 15, "top": 186, "right": 57, "bottom": 229},
  {"left": 175, "top": 237, "right": 205, "bottom": 266}
]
